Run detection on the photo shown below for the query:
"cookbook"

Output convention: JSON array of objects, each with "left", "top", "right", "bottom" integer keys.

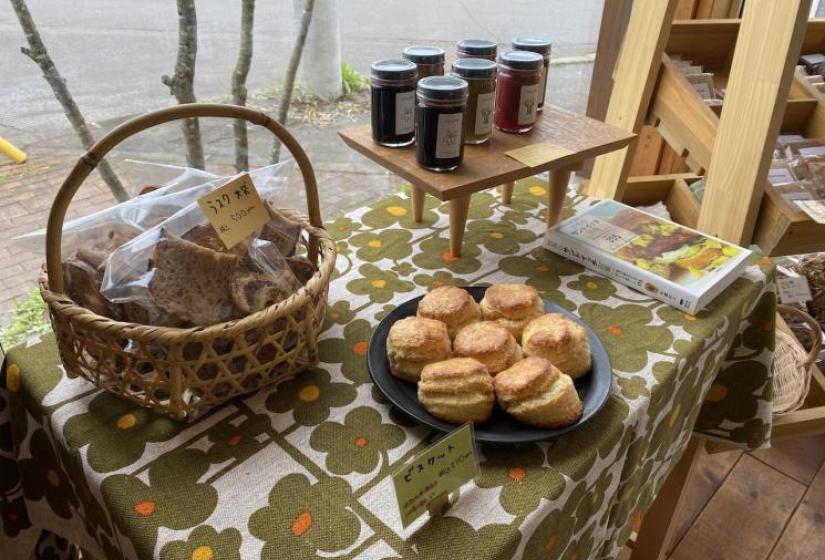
[{"left": 544, "top": 200, "right": 752, "bottom": 313}]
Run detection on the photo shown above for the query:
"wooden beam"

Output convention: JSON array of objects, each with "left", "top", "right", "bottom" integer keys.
[
  {"left": 629, "top": 125, "right": 665, "bottom": 176},
  {"left": 675, "top": 0, "right": 698, "bottom": 20},
  {"left": 586, "top": 0, "right": 681, "bottom": 200},
  {"left": 581, "top": 0, "right": 635, "bottom": 179},
  {"left": 696, "top": 0, "right": 812, "bottom": 245}
]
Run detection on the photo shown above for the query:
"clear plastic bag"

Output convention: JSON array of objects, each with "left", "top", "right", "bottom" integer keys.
[{"left": 99, "top": 163, "right": 307, "bottom": 327}]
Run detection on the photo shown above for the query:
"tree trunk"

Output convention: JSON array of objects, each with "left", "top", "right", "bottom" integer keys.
[
  {"left": 271, "top": 0, "right": 317, "bottom": 163},
  {"left": 295, "top": 0, "right": 342, "bottom": 100},
  {"left": 232, "top": 0, "right": 256, "bottom": 173},
  {"left": 11, "top": 0, "right": 129, "bottom": 202},
  {"left": 162, "top": 0, "right": 205, "bottom": 169}
]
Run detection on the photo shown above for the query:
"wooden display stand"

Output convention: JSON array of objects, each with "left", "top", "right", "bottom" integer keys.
[{"left": 339, "top": 107, "right": 634, "bottom": 257}]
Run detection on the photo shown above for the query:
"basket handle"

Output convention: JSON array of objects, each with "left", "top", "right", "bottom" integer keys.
[
  {"left": 777, "top": 303, "right": 823, "bottom": 368},
  {"left": 45, "top": 103, "right": 323, "bottom": 294}
]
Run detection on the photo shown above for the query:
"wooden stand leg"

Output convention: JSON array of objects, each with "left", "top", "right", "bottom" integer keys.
[
  {"left": 630, "top": 436, "right": 705, "bottom": 560},
  {"left": 411, "top": 185, "right": 425, "bottom": 223},
  {"left": 448, "top": 196, "right": 471, "bottom": 258},
  {"left": 547, "top": 167, "right": 573, "bottom": 226},
  {"left": 500, "top": 182, "right": 514, "bottom": 205}
]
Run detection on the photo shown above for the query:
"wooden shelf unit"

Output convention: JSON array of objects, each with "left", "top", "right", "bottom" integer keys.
[{"left": 623, "top": 19, "right": 825, "bottom": 256}]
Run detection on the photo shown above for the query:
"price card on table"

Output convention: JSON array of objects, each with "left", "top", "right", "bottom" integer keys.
[
  {"left": 777, "top": 276, "right": 813, "bottom": 305},
  {"left": 392, "top": 423, "right": 478, "bottom": 528},
  {"left": 198, "top": 173, "right": 270, "bottom": 249},
  {"left": 505, "top": 142, "right": 574, "bottom": 167}
]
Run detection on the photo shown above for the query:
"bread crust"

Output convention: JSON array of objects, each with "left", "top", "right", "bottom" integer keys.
[
  {"left": 418, "top": 358, "right": 494, "bottom": 423},
  {"left": 453, "top": 321, "right": 522, "bottom": 374},
  {"left": 522, "top": 314, "right": 592, "bottom": 379},
  {"left": 386, "top": 317, "right": 451, "bottom": 382},
  {"left": 494, "top": 357, "right": 583, "bottom": 428},
  {"left": 417, "top": 286, "right": 481, "bottom": 339},
  {"left": 480, "top": 284, "right": 543, "bottom": 341}
]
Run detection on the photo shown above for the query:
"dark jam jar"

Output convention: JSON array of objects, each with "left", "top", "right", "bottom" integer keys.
[
  {"left": 456, "top": 39, "right": 497, "bottom": 61},
  {"left": 495, "top": 51, "right": 542, "bottom": 134},
  {"left": 512, "top": 37, "right": 552, "bottom": 111},
  {"left": 370, "top": 59, "right": 417, "bottom": 147},
  {"left": 451, "top": 58, "right": 497, "bottom": 144},
  {"left": 402, "top": 46, "right": 446, "bottom": 80},
  {"left": 415, "top": 76, "right": 468, "bottom": 172}
]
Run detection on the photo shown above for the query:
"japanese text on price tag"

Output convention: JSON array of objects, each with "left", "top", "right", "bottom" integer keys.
[
  {"left": 391, "top": 423, "right": 478, "bottom": 528},
  {"left": 197, "top": 173, "right": 270, "bottom": 249},
  {"left": 777, "top": 276, "right": 813, "bottom": 305}
]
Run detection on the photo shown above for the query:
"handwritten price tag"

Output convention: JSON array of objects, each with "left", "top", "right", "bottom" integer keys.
[
  {"left": 797, "top": 199, "right": 825, "bottom": 224},
  {"left": 392, "top": 424, "right": 478, "bottom": 528},
  {"left": 197, "top": 173, "right": 270, "bottom": 249},
  {"left": 777, "top": 276, "right": 813, "bottom": 305}
]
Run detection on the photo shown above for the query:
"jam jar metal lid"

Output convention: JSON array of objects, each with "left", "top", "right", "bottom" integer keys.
[
  {"left": 456, "top": 39, "right": 497, "bottom": 56},
  {"left": 402, "top": 46, "right": 446, "bottom": 65},
  {"left": 499, "top": 50, "right": 544, "bottom": 70},
  {"left": 512, "top": 37, "right": 552, "bottom": 55},
  {"left": 370, "top": 59, "right": 417, "bottom": 81},
  {"left": 416, "top": 76, "right": 468, "bottom": 101},
  {"left": 451, "top": 58, "right": 497, "bottom": 79}
]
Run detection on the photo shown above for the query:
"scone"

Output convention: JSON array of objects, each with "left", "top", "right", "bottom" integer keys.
[
  {"left": 417, "top": 286, "right": 481, "bottom": 338},
  {"left": 480, "top": 284, "right": 544, "bottom": 341},
  {"left": 522, "top": 313, "right": 592, "bottom": 379},
  {"left": 418, "top": 358, "right": 494, "bottom": 424},
  {"left": 494, "top": 357, "right": 583, "bottom": 428},
  {"left": 453, "top": 321, "right": 522, "bottom": 375},
  {"left": 386, "top": 317, "right": 451, "bottom": 382}
]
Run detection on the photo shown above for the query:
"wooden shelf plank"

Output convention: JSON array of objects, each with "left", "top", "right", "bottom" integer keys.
[{"left": 769, "top": 460, "right": 825, "bottom": 560}]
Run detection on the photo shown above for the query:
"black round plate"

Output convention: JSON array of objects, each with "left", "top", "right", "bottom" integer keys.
[{"left": 367, "top": 286, "right": 612, "bottom": 443}]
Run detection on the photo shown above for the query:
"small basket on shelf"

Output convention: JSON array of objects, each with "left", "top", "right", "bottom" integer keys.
[
  {"left": 772, "top": 304, "right": 823, "bottom": 415},
  {"left": 38, "top": 104, "right": 336, "bottom": 420}
]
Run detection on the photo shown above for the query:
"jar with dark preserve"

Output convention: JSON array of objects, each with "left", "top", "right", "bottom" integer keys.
[
  {"left": 402, "top": 46, "right": 446, "bottom": 80},
  {"left": 511, "top": 37, "right": 552, "bottom": 111},
  {"left": 451, "top": 58, "right": 497, "bottom": 144},
  {"left": 456, "top": 39, "right": 497, "bottom": 61},
  {"left": 370, "top": 59, "right": 417, "bottom": 147},
  {"left": 415, "top": 76, "right": 468, "bottom": 172},
  {"left": 495, "top": 51, "right": 542, "bottom": 134}
]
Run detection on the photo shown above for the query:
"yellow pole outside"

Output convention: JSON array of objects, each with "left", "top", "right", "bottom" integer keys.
[{"left": 0, "top": 136, "right": 27, "bottom": 164}]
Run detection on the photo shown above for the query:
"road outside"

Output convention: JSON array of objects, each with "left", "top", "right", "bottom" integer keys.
[{"left": 0, "top": 0, "right": 604, "bottom": 328}]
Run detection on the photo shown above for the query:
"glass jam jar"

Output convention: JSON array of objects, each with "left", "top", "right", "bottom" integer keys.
[
  {"left": 415, "top": 76, "right": 468, "bottom": 172},
  {"left": 451, "top": 58, "right": 497, "bottom": 144},
  {"left": 495, "top": 51, "right": 542, "bottom": 134},
  {"left": 512, "top": 37, "right": 552, "bottom": 111},
  {"left": 370, "top": 59, "right": 417, "bottom": 147},
  {"left": 402, "top": 46, "right": 446, "bottom": 80},
  {"left": 456, "top": 39, "right": 497, "bottom": 61}
]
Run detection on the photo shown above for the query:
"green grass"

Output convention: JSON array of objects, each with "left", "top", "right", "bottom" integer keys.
[
  {"left": 0, "top": 287, "right": 50, "bottom": 350},
  {"left": 341, "top": 62, "right": 370, "bottom": 96}
]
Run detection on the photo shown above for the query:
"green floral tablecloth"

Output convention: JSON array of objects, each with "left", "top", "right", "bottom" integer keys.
[{"left": 0, "top": 180, "right": 775, "bottom": 560}]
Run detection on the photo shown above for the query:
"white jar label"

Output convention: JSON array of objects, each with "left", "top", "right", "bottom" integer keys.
[
  {"left": 475, "top": 92, "right": 495, "bottom": 136},
  {"left": 517, "top": 84, "right": 539, "bottom": 125},
  {"left": 395, "top": 90, "right": 415, "bottom": 135},
  {"left": 435, "top": 112, "right": 463, "bottom": 160},
  {"left": 538, "top": 65, "right": 548, "bottom": 106}
]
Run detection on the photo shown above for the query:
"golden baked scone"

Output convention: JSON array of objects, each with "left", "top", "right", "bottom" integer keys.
[
  {"left": 417, "top": 286, "right": 481, "bottom": 338},
  {"left": 522, "top": 313, "right": 592, "bottom": 379},
  {"left": 480, "top": 284, "right": 544, "bottom": 341},
  {"left": 418, "top": 358, "right": 494, "bottom": 424},
  {"left": 494, "top": 356, "right": 583, "bottom": 428},
  {"left": 386, "top": 317, "right": 451, "bottom": 382},
  {"left": 453, "top": 321, "right": 522, "bottom": 375}
]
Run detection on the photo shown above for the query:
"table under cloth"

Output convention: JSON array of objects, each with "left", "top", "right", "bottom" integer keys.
[{"left": 0, "top": 179, "right": 776, "bottom": 560}]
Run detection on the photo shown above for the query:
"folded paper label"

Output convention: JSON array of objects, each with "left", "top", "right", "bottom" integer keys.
[
  {"left": 797, "top": 199, "right": 825, "bottom": 224},
  {"left": 777, "top": 276, "right": 813, "bottom": 304},
  {"left": 392, "top": 423, "right": 478, "bottom": 529},
  {"left": 198, "top": 173, "right": 270, "bottom": 249},
  {"left": 505, "top": 142, "right": 574, "bottom": 167}
]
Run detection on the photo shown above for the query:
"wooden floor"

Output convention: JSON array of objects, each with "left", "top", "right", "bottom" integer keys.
[{"left": 619, "top": 435, "right": 825, "bottom": 559}]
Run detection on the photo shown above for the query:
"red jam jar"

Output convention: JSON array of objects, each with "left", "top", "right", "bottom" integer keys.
[
  {"left": 512, "top": 37, "right": 552, "bottom": 111},
  {"left": 494, "top": 51, "right": 543, "bottom": 134}
]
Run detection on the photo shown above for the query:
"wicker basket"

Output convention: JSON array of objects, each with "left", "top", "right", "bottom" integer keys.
[
  {"left": 773, "top": 304, "right": 823, "bottom": 415},
  {"left": 38, "top": 104, "right": 336, "bottom": 420}
]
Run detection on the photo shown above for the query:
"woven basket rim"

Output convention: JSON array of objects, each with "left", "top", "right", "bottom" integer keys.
[{"left": 40, "top": 212, "right": 336, "bottom": 344}]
